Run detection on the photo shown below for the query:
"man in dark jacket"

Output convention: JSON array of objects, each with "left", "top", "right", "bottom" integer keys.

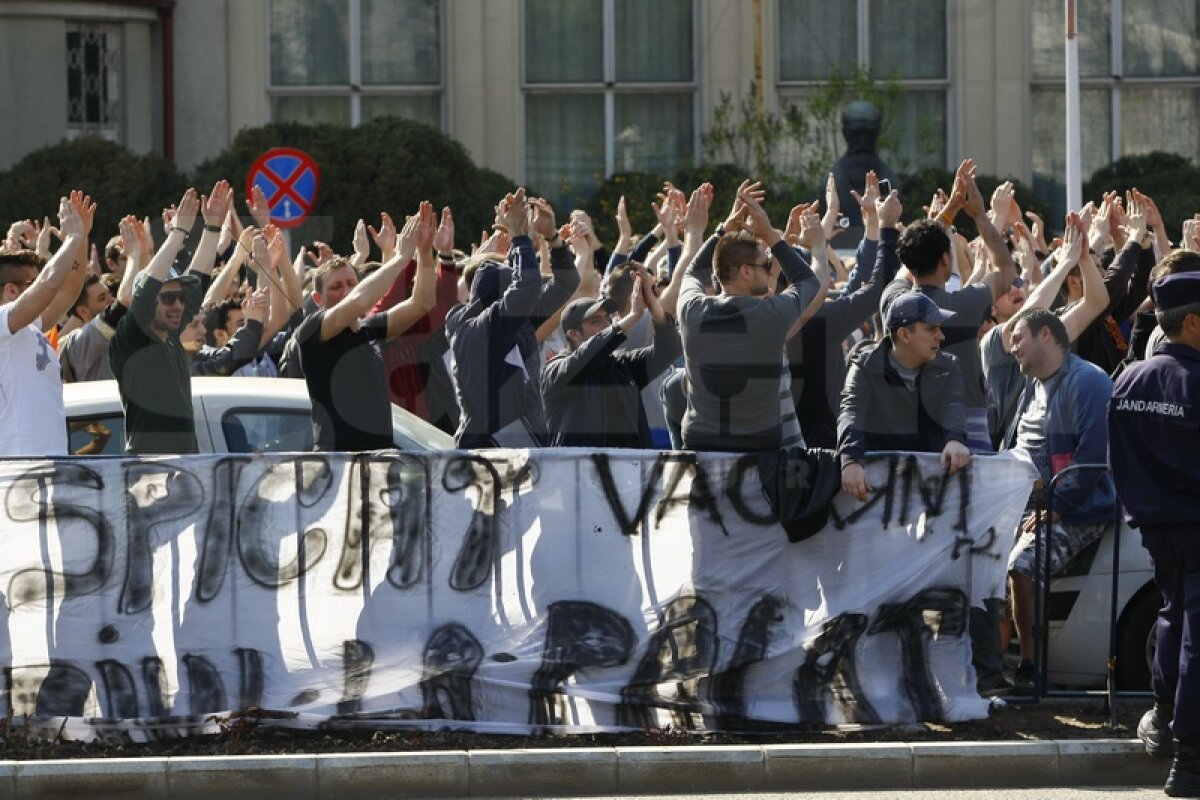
[
  {"left": 445, "top": 189, "right": 580, "bottom": 448},
  {"left": 837, "top": 291, "right": 971, "bottom": 502},
  {"left": 1109, "top": 272, "right": 1200, "bottom": 795},
  {"left": 542, "top": 263, "right": 681, "bottom": 448}
]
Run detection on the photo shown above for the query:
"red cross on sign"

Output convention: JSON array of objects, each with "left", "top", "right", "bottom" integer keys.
[{"left": 245, "top": 148, "right": 320, "bottom": 229}]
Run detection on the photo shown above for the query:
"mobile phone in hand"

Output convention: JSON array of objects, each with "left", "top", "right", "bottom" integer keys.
[{"left": 878, "top": 179, "right": 892, "bottom": 197}]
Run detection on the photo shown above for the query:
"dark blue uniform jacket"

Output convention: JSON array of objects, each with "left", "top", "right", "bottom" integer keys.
[{"left": 1108, "top": 342, "right": 1200, "bottom": 529}]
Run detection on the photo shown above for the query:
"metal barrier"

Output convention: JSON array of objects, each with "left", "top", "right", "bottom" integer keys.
[{"left": 1024, "top": 462, "right": 1152, "bottom": 726}]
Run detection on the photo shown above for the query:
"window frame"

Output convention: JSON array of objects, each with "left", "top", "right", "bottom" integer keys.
[
  {"left": 518, "top": 0, "right": 702, "bottom": 186},
  {"left": 65, "top": 20, "right": 124, "bottom": 144},
  {"left": 1029, "top": 0, "right": 1200, "bottom": 168},
  {"left": 773, "top": 0, "right": 955, "bottom": 171},
  {"left": 265, "top": 0, "right": 447, "bottom": 129}
]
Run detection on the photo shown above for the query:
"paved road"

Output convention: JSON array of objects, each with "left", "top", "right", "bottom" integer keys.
[{"left": 525, "top": 790, "right": 1164, "bottom": 800}]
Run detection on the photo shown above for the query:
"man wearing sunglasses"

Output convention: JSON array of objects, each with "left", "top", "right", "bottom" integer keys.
[
  {"left": 110, "top": 182, "right": 233, "bottom": 454},
  {"left": 0, "top": 193, "right": 90, "bottom": 456}
]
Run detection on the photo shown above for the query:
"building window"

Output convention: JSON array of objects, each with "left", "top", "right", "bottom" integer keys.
[
  {"left": 776, "top": 0, "right": 950, "bottom": 174},
  {"left": 66, "top": 22, "right": 122, "bottom": 142},
  {"left": 1031, "top": 0, "right": 1200, "bottom": 215},
  {"left": 268, "top": 0, "right": 442, "bottom": 128},
  {"left": 523, "top": 0, "right": 697, "bottom": 209}
]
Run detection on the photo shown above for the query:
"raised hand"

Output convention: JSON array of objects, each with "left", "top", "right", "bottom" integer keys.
[
  {"left": 724, "top": 180, "right": 765, "bottom": 233},
  {"left": 876, "top": 188, "right": 902, "bottom": 229},
  {"left": 682, "top": 183, "right": 713, "bottom": 237},
  {"left": 119, "top": 215, "right": 141, "bottom": 266},
  {"left": 173, "top": 188, "right": 200, "bottom": 233},
  {"left": 568, "top": 219, "right": 593, "bottom": 258},
  {"left": 396, "top": 211, "right": 421, "bottom": 260},
  {"left": 252, "top": 233, "right": 271, "bottom": 276},
  {"left": 1123, "top": 189, "right": 1148, "bottom": 243},
  {"left": 529, "top": 195, "right": 556, "bottom": 240},
  {"left": 369, "top": 211, "right": 397, "bottom": 259},
  {"left": 202, "top": 180, "right": 234, "bottom": 228},
  {"left": 1025, "top": 210, "right": 1049, "bottom": 254},
  {"left": 353, "top": 218, "right": 370, "bottom": 260},
  {"left": 433, "top": 206, "right": 455, "bottom": 254},
  {"left": 736, "top": 181, "right": 779, "bottom": 244},
  {"left": 795, "top": 202, "right": 824, "bottom": 251},
  {"left": 952, "top": 159, "right": 985, "bottom": 219},
  {"left": 616, "top": 195, "right": 632, "bottom": 243},
  {"left": 989, "top": 181, "right": 1017, "bottom": 230},
  {"left": 243, "top": 286, "right": 270, "bottom": 323},
  {"left": 1057, "top": 212, "right": 1083, "bottom": 267},
  {"left": 266, "top": 225, "right": 289, "bottom": 268},
  {"left": 413, "top": 200, "right": 437, "bottom": 252},
  {"left": 822, "top": 172, "right": 842, "bottom": 239},
  {"left": 1134, "top": 189, "right": 1164, "bottom": 232},
  {"left": 58, "top": 196, "right": 83, "bottom": 239},
  {"left": 247, "top": 184, "right": 271, "bottom": 228},
  {"left": 851, "top": 170, "right": 881, "bottom": 215}
]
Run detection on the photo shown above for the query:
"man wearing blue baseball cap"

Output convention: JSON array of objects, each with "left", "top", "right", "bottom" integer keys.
[
  {"left": 1109, "top": 271, "right": 1200, "bottom": 797},
  {"left": 837, "top": 290, "right": 971, "bottom": 502}
]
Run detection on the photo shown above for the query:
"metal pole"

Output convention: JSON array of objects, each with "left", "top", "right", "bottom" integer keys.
[
  {"left": 1064, "top": 0, "right": 1083, "bottom": 211},
  {"left": 1107, "top": 504, "right": 1123, "bottom": 728}
]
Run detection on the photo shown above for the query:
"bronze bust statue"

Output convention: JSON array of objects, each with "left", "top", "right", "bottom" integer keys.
[{"left": 832, "top": 101, "right": 900, "bottom": 229}]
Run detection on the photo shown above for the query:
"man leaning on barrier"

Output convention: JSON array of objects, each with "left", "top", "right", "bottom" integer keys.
[
  {"left": 1003, "top": 307, "right": 1116, "bottom": 693},
  {"left": 836, "top": 291, "right": 971, "bottom": 503},
  {"left": 1109, "top": 270, "right": 1200, "bottom": 798}
]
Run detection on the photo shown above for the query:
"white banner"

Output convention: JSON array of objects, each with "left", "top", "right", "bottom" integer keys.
[{"left": 0, "top": 450, "right": 1035, "bottom": 741}]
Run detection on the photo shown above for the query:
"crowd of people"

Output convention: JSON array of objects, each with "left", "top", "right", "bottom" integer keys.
[{"left": 2, "top": 160, "right": 1199, "bottom": 793}]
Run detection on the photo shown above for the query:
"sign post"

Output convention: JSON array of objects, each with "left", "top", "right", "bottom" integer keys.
[{"left": 246, "top": 147, "right": 320, "bottom": 229}]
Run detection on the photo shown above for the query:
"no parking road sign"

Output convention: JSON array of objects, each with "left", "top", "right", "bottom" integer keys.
[{"left": 246, "top": 147, "right": 320, "bottom": 229}]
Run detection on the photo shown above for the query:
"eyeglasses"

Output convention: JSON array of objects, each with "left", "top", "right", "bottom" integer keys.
[
  {"left": 157, "top": 290, "right": 186, "bottom": 306},
  {"left": 750, "top": 254, "right": 773, "bottom": 271},
  {"left": 2, "top": 279, "right": 35, "bottom": 291}
]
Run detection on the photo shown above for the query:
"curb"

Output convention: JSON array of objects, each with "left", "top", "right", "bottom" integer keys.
[{"left": 0, "top": 739, "right": 1169, "bottom": 798}]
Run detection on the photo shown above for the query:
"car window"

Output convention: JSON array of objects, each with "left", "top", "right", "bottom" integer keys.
[
  {"left": 66, "top": 414, "right": 126, "bottom": 456},
  {"left": 221, "top": 409, "right": 313, "bottom": 453}
]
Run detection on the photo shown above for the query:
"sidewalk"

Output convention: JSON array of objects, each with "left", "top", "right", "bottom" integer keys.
[{"left": 0, "top": 738, "right": 1169, "bottom": 798}]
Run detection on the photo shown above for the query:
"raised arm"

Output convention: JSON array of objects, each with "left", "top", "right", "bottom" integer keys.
[
  {"left": 660, "top": 182, "right": 712, "bottom": 318},
  {"left": 528, "top": 197, "right": 582, "bottom": 326},
  {"left": 36, "top": 191, "right": 95, "bottom": 332},
  {"left": 953, "top": 159, "right": 1018, "bottom": 299},
  {"left": 318, "top": 209, "right": 420, "bottom": 342},
  {"left": 7, "top": 194, "right": 86, "bottom": 334},
  {"left": 186, "top": 180, "right": 234, "bottom": 278},
  {"left": 385, "top": 203, "right": 438, "bottom": 340},
  {"left": 1062, "top": 220, "right": 1111, "bottom": 342},
  {"left": 203, "top": 222, "right": 255, "bottom": 307}
]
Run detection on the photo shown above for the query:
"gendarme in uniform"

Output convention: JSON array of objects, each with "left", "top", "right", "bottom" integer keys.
[{"left": 1108, "top": 270, "right": 1200, "bottom": 797}]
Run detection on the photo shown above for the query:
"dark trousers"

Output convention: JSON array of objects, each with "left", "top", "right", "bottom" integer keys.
[
  {"left": 1142, "top": 525, "right": 1200, "bottom": 740},
  {"left": 970, "top": 597, "right": 1007, "bottom": 687}
]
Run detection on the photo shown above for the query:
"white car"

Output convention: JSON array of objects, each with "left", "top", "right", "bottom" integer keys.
[
  {"left": 1047, "top": 524, "right": 1158, "bottom": 691},
  {"left": 63, "top": 377, "right": 454, "bottom": 455}
]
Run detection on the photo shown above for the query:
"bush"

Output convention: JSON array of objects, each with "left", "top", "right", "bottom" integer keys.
[
  {"left": 192, "top": 117, "right": 520, "bottom": 252},
  {"left": 0, "top": 137, "right": 188, "bottom": 248}
]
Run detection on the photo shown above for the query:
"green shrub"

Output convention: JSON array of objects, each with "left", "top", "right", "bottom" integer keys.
[{"left": 0, "top": 136, "right": 188, "bottom": 249}]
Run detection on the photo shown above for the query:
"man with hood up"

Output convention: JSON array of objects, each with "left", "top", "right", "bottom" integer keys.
[{"left": 445, "top": 189, "right": 580, "bottom": 448}]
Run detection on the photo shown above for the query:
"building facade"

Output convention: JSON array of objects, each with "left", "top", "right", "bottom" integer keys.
[{"left": 2, "top": 0, "right": 1198, "bottom": 211}]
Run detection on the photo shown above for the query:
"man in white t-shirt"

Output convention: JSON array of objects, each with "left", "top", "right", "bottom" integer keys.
[{"left": 0, "top": 192, "right": 91, "bottom": 456}]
